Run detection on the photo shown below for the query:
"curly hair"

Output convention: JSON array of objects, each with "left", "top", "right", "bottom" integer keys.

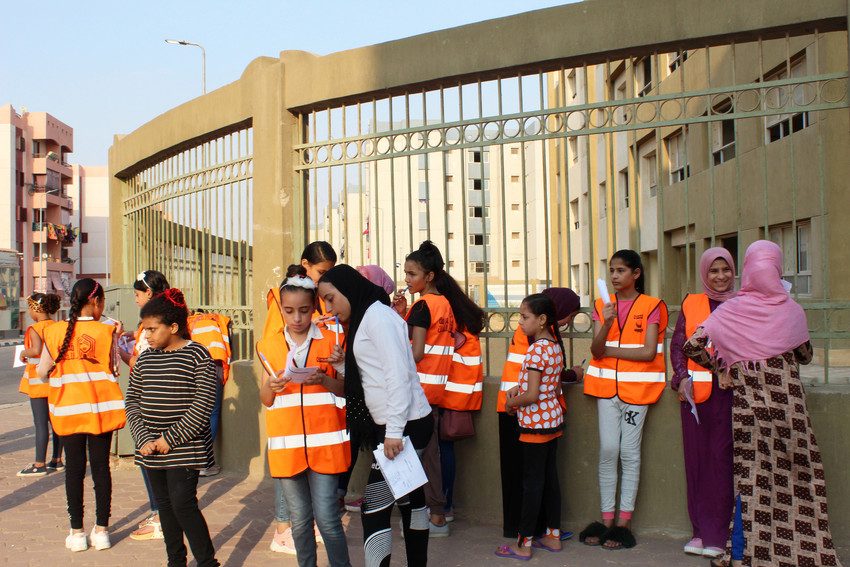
[
  {"left": 140, "top": 288, "right": 190, "bottom": 339},
  {"left": 27, "top": 292, "right": 61, "bottom": 315},
  {"left": 55, "top": 279, "right": 103, "bottom": 364}
]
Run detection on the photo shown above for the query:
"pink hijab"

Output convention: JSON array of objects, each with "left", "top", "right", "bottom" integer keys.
[
  {"left": 356, "top": 265, "right": 395, "bottom": 295},
  {"left": 700, "top": 247, "right": 737, "bottom": 301},
  {"left": 702, "top": 240, "right": 809, "bottom": 367}
]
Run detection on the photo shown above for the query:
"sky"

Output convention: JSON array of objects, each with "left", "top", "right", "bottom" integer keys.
[{"left": 1, "top": 0, "right": 578, "bottom": 166}]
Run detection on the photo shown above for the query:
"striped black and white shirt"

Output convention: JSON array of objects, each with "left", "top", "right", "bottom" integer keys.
[{"left": 125, "top": 341, "right": 216, "bottom": 469}]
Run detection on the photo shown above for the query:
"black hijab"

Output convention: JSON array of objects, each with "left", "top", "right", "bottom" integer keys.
[{"left": 319, "top": 264, "right": 391, "bottom": 446}]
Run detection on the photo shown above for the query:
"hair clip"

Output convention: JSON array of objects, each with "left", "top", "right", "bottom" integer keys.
[
  {"left": 137, "top": 271, "right": 150, "bottom": 289},
  {"left": 87, "top": 281, "right": 100, "bottom": 300},
  {"left": 163, "top": 288, "right": 187, "bottom": 308},
  {"left": 283, "top": 276, "right": 316, "bottom": 290}
]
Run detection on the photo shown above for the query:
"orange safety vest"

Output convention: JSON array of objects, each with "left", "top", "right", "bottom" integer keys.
[
  {"left": 43, "top": 319, "right": 126, "bottom": 435},
  {"left": 584, "top": 294, "right": 668, "bottom": 405},
  {"left": 188, "top": 313, "right": 232, "bottom": 383},
  {"left": 498, "top": 328, "right": 528, "bottom": 412},
  {"left": 18, "top": 319, "right": 55, "bottom": 398},
  {"left": 256, "top": 327, "right": 350, "bottom": 477},
  {"left": 682, "top": 293, "right": 714, "bottom": 403},
  {"left": 443, "top": 330, "right": 483, "bottom": 411},
  {"left": 406, "top": 294, "right": 456, "bottom": 406}
]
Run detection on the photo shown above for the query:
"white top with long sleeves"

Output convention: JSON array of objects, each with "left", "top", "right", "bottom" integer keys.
[{"left": 345, "top": 302, "right": 431, "bottom": 438}]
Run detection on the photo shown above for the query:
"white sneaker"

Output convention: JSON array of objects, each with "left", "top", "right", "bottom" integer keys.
[
  {"left": 90, "top": 527, "right": 111, "bottom": 550},
  {"left": 270, "top": 526, "right": 296, "bottom": 555},
  {"left": 65, "top": 530, "right": 88, "bottom": 552}
]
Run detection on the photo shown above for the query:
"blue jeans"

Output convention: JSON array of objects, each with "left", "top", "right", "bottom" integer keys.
[
  {"left": 141, "top": 466, "right": 159, "bottom": 512},
  {"left": 439, "top": 438, "right": 456, "bottom": 511},
  {"left": 274, "top": 477, "right": 291, "bottom": 523},
  {"left": 731, "top": 494, "right": 744, "bottom": 561},
  {"left": 277, "top": 472, "right": 350, "bottom": 567},
  {"left": 209, "top": 367, "right": 223, "bottom": 443}
]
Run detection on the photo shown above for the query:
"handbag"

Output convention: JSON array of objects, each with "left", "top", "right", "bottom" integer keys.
[{"left": 439, "top": 409, "right": 475, "bottom": 441}]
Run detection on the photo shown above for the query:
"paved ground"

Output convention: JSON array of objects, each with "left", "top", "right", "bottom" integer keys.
[
  {"left": 0, "top": 344, "right": 26, "bottom": 407},
  {"left": 1, "top": 401, "right": 846, "bottom": 566}
]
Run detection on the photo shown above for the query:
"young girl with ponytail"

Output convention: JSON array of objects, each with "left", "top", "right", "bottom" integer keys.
[
  {"left": 393, "top": 240, "right": 481, "bottom": 534},
  {"left": 17, "top": 292, "right": 62, "bottom": 477},
  {"left": 580, "top": 250, "right": 668, "bottom": 551},
  {"left": 125, "top": 288, "right": 220, "bottom": 567},
  {"left": 36, "top": 278, "right": 125, "bottom": 552},
  {"left": 494, "top": 293, "right": 566, "bottom": 560}
]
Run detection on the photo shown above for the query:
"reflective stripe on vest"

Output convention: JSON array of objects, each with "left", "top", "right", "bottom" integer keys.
[
  {"left": 19, "top": 319, "right": 54, "bottom": 398},
  {"left": 256, "top": 326, "right": 350, "bottom": 478},
  {"left": 682, "top": 293, "right": 714, "bottom": 403},
  {"left": 43, "top": 319, "right": 125, "bottom": 435},
  {"left": 498, "top": 327, "right": 528, "bottom": 412},
  {"left": 443, "top": 331, "right": 484, "bottom": 411},
  {"left": 189, "top": 313, "right": 232, "bottom": 383},
  {"left": 583, "top": 294, "right": 668, "bottom": 405},
  {"left": 406, "top": 295, "right": 455, "bottom": 406}
]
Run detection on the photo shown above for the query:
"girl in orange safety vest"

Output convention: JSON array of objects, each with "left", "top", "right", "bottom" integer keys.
[
  {"left": 392, "top": 240, "right": 480, "bottom": 534},
  {"left": 495, "top": 293, "right": 567, "bottom": 560},
  {"left": 120, "top": 269, "right": 170, "bottom": 541},
  {"left": 669, "top": 248, "right": 736, "bottom": 559},
  {"left": 580, "top": 250, "right": 668, "bottom": 551},
  {"left": 37, "top": 278, "right": 125, "bottom": 553},
  {"left": 258, "top": 265, "right": 351, "bottom": 567},
  {"left": 17, "top": 292, "right": 61, "bottom": 478},
  {"left": 497, "top": 287, "right": 583, "bottom": 540}
]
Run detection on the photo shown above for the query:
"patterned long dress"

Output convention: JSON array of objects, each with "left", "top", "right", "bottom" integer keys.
[{"left": 684, "top": 328, "right": 843, "bottom": 567}]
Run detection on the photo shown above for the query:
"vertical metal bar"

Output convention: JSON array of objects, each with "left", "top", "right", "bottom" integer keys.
[
  {"left": 680, "top": 47, "right": 692, "bottom": 291},
  {"left": 539, "top": 71, "right": 552, "bottom": 290},
  {"left": 560, "top": 67, "right": 571, "bottom": 290},
  {"left": 604, "top": 60, "right": 617, "bottom": 254},
  {"left": 440, "top": 87, "right": 450, "bottom": 276},
  {"left": 458, "top": 82, "right": 470, "bottom": 296},
  {"left": 707, "top": 45, "right": 717, "bottom": 247},
  {"left": 422, "top": 89, "right": 431, "bottom": 245},
  {"left": 357, "top": 103, "right": 365, "bottom": 265},
  {"left": 629, "top": 57, "right": 641, "bottom": 255},
  {"left": 653, "top": 52, "right": 666, "bottom": 299},
  {"left": 759, "top": 37, "right": 770, "bottom": 234},
  {"left": 814, "top": 28, "right": 830, "bottom": 383},
  {"left": 371, "top": 99, "right": 380, "bottom": 268},
  {"left": 406, "top": 94, "right": 415, "bottom": 257},
  {"left": 785, "top": 33, "right": 800, "bottom": 300},
  {"left": 518, "top": 73, "right": 529, "bottom": 298},
  {"left": 342, "top": 105, "right": 349, "bottom": 263},
  {"left": 583, "top": 63, "right": 597, "bottom": 287},
  {"left": 388, "top": 98, "right": 398, "bottom": 281},
  {"left": 326, "top": 110, "right": 333, "bottom": 248},
  {"left": 497, "top": 77, "right": 509, "bottom": 313},
  {"left": 731, "top": 41, "right": 744, "bottom": 278},
  {"left": 477, "top": 78, "right": 491, "bottom": 378}
]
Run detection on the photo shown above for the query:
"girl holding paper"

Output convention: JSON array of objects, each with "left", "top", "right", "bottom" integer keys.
[
  {"left": 580, "top": 250, "right": 668, "bottom": 550},
  {"left": 669, "top": 248, "right": 736, "bottom": 559},
  {"left": 257, "top": 267, "right": 351, "bottom": 567},
  {"left": 319, "top": 264, "right": 433, "bottom": 567}
]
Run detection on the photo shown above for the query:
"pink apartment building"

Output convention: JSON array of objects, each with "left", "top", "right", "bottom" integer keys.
[{"left": 0, "top": 104, "right": 109, "bottom": 332}]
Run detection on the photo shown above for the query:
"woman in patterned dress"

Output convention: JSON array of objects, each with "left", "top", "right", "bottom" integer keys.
[{"left": 683, "top": 240, "right": 842, "bottom": 567}]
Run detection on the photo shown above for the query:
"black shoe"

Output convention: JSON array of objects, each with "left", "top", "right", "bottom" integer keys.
[{"left": 17, "top": 464, "right": 48, "bottom": 477}]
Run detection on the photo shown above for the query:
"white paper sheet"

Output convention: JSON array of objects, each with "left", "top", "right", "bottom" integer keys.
[
  {"left": 13, "top": 345, "right": 26, "bottom": 368},
  {"left": 596, "top": 278, "right": 612, "bottom": 305},
  {"left": 680, "top": 377, "right": 700, "bottom": 425},
  {"left": 283, "top": 365, "right": 319, "bottom": 384},
  {"left": 373, "top": 436, "right": 428, "bottom": 500}
]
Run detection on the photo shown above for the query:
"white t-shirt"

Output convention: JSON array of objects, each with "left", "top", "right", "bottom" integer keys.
[{"left": 342, "top": 302, "right": 431, "bottom": 438}]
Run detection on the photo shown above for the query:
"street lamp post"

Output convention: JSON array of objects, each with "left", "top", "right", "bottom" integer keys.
[{"left": 165, "top": 39, "right": 206, "bottom": 94}]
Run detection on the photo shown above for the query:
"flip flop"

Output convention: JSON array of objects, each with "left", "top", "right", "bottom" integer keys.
[
  {"left": 579, "top": 522, "right": 607, "bottom": 546},
  {"left": 531, "top": 539, "right": 562, "bottom": 553},
  {"left": 494, "top": 545, "right": 532, "bottom": 561},
  {"left": 600, "top": 526, "right": 637, "bottom": 550},
  {"left": 560, "top": 530, "right": 574, "bottom": 541}
]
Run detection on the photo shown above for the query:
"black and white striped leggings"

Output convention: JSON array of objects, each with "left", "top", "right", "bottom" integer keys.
[{"left": 362, "top": 413, "right": 433, "bottom": 567}]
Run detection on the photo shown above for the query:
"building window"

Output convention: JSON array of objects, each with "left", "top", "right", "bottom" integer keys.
[
  {"left": 472, "top": 179, "right": 488, "bottom": 190},
  {"left": 446, "top": 204, "right": 454, "bottom": 211},
  {"left": 642, "top": 151, "right": 658, "bottom": 197},
  {"left": 469, "top": 207, "right": 483, "bottom": 218},
  {"left": 768, "top": 221, "right": 812, "bottom": 295},
  {"left": 619, "top": 169, "right": 630, "bottom": 209},
  {"left": 510, "top": 175, "right": 520, "bottom": 183},
  {"left": 668, "top": 50, "right": 689, "bottom": 73},
  {"left": 765, "top": 57, "right": 811, "bottom": 143},
  {"left": 511, "top": 231, "right": 520, "bottom": 239},
  {"left": 511, "top": 260, "right": 521, "bottom": 268},
  {"left": 570, "top": 199, "right": 580, "bottom": 229},
  {"left": 448, "top": 232, "right": 454, "bottom": 240},
  {"left": 80, "top": 232, "right": 89, "bottom": 244},
  {"left": 469, "top": 150, "right": 482, "bottom": 163},
  {"left": 568, "top": 137, "right": 578, "bottom": 162},
  {"left": 511, "top": 203, "right": 520, "bottom": 211},
  {"left": 510, "top": 146, "right": 519, "bottom": 155},
  {"left": 32, "top": 140, "right": 42, "bottom": 156},
  {"left": 567, "top": 69, "right": 577, "bottom": 99},
  {"left": 448, "top": 260, "right": 455, "bottom": 268},
  {"left": 470, "top": 261, "right": 490, "bottom": 274},
  {"left": 598, "top": 182, "right": 607, "bottom": 219},
  {"left": 445, "top": 175, "right": 453, "bottom": 183},
  {"left": 469, "top": 234, "right": 488, "bottom": 246},
  {"left": 636, "top": 57, "right": 653, "bottom": 97},
  {"left": 667, "top": 130, "right": 690, "bottom": 184}
]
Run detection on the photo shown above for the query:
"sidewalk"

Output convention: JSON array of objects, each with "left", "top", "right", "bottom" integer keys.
[{"left": 0, "top": 403, "right": 842, "bottom": 566}]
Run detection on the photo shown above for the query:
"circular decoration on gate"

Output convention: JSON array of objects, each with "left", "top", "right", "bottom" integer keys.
[
  {"left": 735, "top": 89, "right": 761, "bottom": 113},
  {"left": 566, "top": 110, "right": 586, "bottom": 132},
  {"left": 488, "top": 311, "right": 507, "bottom": 334},
  {"left": 464, "top": 124, "right": 482, "bottom": 143},
  {"left": 445, "top": 127, "right": 462, "bottom": 145},
  {"left": 316, "top": 146, "right": 329, "bottom": 163},
  {"left": 524, "top": 116, "right": 543, "bottom": 136},
  {"left": 821, "top": 79, "right": 847, "bottom": 104},
  {"left": 393, "top": 134, "right": 408, "bottom": 152},
  {"left": 571, "top": 311, "right": 593, "bottom": 334},
  {"left": 331, "top": 143, "right": 344, "bottom": 161},
  {"left": 545, "top": 113, "right": 564, "bottom": 134},
  {"left": 685, "top": 96, "right": 706, "bottom": 120},
  {"left": 361, "top": 139, "right": 375, "bottom": 157},
  {"left": 346, "top": 141, "right": 359, "bottom": 159},
  {"left": 427, "top": 129, "right": 443, "bottom": 148},
  {"left": 484, "top": 122, "right": 500, "bottom": 141},
  {"left": 635, "top": 101, "right": 657, "bottom": 124},
  {"left": 503, "top": 119, "right": 521, "bottom": 138},
  {"left": 793, "top": 82, "right": 817, "bottom": 107},
  {"left": 588, "top": 107, "right": 608, "bottom": 128},
  {"left": 659, "top": 98, "right": 683, "bottom": 121},
  {"left": 764, "top": 86, "right": 785, "bottom": 110},
  {"left": 612, "top": 104, "right": 633, "bottom": 126},
  {"left": 376, "top": 136, "right": 391, "bottom": 155},
  {"left": 410, "top": 133, "right": 425, "bottom": 150},
  {"left": 711, "top": 94, "right": 734, "bottom": 114}
]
